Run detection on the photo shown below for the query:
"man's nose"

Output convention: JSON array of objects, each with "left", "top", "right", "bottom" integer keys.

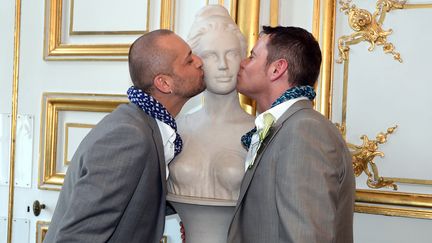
[
  {"left": 194, "top": 55, "right": 203, "bottom": 68},
  {"left": 239, "top": 58, "right": 247, "bottom": 69}
]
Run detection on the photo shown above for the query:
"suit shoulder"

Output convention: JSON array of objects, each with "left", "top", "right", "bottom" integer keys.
[
  {"left": 80, "top": 103, "right": 157, "bottom": 145},
  {"left": 284, "top": 108, "right": 345, "bottom": 143}
]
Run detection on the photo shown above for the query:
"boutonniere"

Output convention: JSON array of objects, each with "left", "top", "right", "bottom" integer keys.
[
  {"left": 258, "top": 113, "right": 275, "bottom": 142},
  {"left": 245, "top": 113, "right": 275, "bottom": 170}
]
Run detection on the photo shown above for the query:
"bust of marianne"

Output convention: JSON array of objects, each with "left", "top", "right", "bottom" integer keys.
[{"left": 167, "top": 5, "right": 254, "bottom": 205}]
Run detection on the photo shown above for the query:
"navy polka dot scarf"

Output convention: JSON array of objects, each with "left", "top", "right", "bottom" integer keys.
[
  {"left": 127, "top": 86, "right": 182, "bottom": 156},
  {"left": 240, "top": 85, "right": 316, "bottom": 149}
]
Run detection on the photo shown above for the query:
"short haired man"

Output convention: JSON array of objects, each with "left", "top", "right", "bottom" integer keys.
[
  {"left": 44, "top": 29, "right": 205, "bottom": 243},
  {"left": 227, "top": 26, "right": 355, "bottom": 243}
]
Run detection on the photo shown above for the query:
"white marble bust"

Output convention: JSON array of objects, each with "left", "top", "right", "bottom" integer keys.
[{"left": 167, "top": 5, "right": 254, "bottom": 206}]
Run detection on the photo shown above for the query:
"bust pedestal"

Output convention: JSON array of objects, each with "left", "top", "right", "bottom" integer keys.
[{"left": 167, "top": 194, "right": 235, "bottom": 243}]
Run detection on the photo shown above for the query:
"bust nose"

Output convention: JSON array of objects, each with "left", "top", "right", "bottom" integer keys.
[{"left": 218, "top": 56, "right": 228, "bottom": 70}]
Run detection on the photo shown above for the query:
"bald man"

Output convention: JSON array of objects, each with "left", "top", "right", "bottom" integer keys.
[{"left": 44, "top": 29, "right": 205, "bottom": 243}]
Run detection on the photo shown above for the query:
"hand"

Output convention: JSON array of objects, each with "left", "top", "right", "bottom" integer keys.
[{"left": 180, "top": 221, "right": 186, "bottom": 243}]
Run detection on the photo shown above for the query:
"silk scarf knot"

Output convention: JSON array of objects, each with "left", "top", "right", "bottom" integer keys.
[
  {"left": 240, "top": 85, "right": 316, "bottom": 149},
  {"left": 127, "top": 86, "right": 183, "bottom": 156}
]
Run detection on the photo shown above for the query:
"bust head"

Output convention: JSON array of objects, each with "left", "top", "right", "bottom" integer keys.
[{"left": 187, "top": 5, "right": 247, "bottom": 95}]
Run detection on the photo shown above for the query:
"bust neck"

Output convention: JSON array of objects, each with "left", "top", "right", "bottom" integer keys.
[{"left": 202, "top": 90, "right": 246, "bottom": 122}]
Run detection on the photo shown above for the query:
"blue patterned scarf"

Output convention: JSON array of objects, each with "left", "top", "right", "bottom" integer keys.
[
  {"left": 127, "top": 86, "right": 183, "bottom": 156},
  {"left": 240, "top": 85, "right": 316, "bottom": 149}
]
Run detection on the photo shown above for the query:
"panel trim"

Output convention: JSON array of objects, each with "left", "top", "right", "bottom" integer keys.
[
  {"left": 335, "top": 2, "right": 432, "bottom": 218},
  {"left": 44, "top": 0, "right": 174, "bottom": 59},
  {"left": 36, "top": 221, "right": 50, "bottom": 243},
  {"left": 269, "top": 0, "right": 278, "bottom": 26},
  {"left": 319, "top": 0, "right": 336, "bottom": 119},
  {"left": 63, "top": 123, "right": 95, "bottom": 165},
  {"left": 38, "top": 93, "right": 128, "bottom": 190},
  {"left": 236, "top": 0, "right": 260, "bottom": 115},
  {"left": 7, "top": 0, "right": 22, "bottom": 242},
  {"left": 69, "top": 0, "right": 151, "bottom": 35},
  {"left": 355, "top": 204, "right": 432, "bottom": 219}
]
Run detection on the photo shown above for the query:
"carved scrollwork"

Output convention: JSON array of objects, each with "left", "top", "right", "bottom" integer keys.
[
  {"left": 337, "top": 0, "right": 406, "bottom": 63},
  {"left": 348, "top": 125, "right": 398, "bottom": 190}
]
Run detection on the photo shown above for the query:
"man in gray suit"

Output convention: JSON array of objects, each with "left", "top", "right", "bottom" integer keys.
[
  {"left": 44, "top": 29, "right": 205, "bottom": 243},
  {"left": 228, "top": 26, "right": 355, "bottom": 243}
]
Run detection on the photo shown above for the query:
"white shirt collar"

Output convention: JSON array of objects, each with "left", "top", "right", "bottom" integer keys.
[
  {"left": 155, "top": 120, "right": 176, "bottom": 179},
  {"left": 255, "top": 96, "right": 308, "bottom": 129}
]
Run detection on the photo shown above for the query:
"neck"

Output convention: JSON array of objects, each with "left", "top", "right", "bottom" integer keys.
[
  {"left": 202, "top": 90, "right": 244, "bottom": 121},
  {"left": 255, "top": 81, "right": 293, "bottom": 113},
  {"left": 153, "top": 94, "right": 188, "bottom": 117}
]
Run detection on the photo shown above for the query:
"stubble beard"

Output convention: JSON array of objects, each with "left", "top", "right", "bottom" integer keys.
[{"left": 172, "top": 74, "right": 206, "bottom": 99}]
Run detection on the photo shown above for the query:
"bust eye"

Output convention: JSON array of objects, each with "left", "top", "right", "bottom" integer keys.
[
  {"left": 202, "top": 53, "right": 217, "bottom": 60},
  {"left": 226, "top": 50, "right": 240, "bottom": 58}
]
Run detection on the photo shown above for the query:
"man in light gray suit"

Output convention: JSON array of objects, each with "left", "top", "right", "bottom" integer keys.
[
  {"left": 228, "top": 26, "right": 355, "bottom": 243},
  {"left": 44, "top": 29, "right": 205, "bottom": 243}
]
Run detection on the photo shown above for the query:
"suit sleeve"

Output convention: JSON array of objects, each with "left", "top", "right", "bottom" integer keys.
[
  {"left": 53, "top": 123, "right": 154, "bottom": 242},
  {"left": 275, "top": 117, "right": 343, "bottom": 242}
]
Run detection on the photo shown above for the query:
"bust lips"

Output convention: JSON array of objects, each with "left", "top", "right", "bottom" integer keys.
[{"left": 215, "top": 76, "right": 233, "bottom": 82}]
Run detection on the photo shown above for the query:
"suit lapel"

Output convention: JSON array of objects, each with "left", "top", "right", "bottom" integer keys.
[{"left": 232, "top": 100, "right": 313, "bottom": 216}]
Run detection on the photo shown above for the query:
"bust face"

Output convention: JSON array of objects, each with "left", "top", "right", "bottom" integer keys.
[{"left": 195, "top": 30, "right": 241, "bottom": 95}]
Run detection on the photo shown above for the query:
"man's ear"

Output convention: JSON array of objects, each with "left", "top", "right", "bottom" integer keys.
[
  {"left": 269, "top": 59, "right": 288, "bottom": 81},
  {"left": 153, "top": 74, "right": 173, "bottom": 94}
]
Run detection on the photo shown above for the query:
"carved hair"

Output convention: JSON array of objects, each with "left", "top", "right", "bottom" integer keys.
[{"left": 187, "top": 5, "right": 247, "bottom": 59}]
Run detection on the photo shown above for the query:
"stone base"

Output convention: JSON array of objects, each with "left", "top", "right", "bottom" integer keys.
[{"left": 169, "top": 200, "right": 235, "bottom": 243}]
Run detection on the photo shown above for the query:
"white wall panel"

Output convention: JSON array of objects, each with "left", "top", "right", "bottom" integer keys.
[
  {"left": 14, "top": 115, "right": 33, "bottom": 188},
  {"left": 71, "top": 0, "right": 149, "bottom": 32},
  {"left": 0, "top": 217, "right": 7, "bottom": 243},
  {"left": 0, "top": 114, "right": 11, "bottom": 186},
  {"left": 354, "top": 213, "right": 432, "bottom": 243}
]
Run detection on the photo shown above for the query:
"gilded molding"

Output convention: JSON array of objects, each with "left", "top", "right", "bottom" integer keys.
[
  {"left": 334, "top": 1, "right": 432, "bottom": 219},
  {"left": 36, "top": 221, "right": 167, "bottom": 242},
  {"left": 355, "top": 189, "right": 432, "bottom": 219},
  {"left": 385, "top": 177, "right": 432, "bottom": 185},
  {"left": 355, "top": 204, "right": 432, "bottom": 219},
  {"left": 7, "top": 0, "right": 22, "bottom": 242},
  {"left": 44, "top": 0, "right": 174, "bottom": 59},
  {"left": 160, "top": 0, "right": 175, "bottom": 30},
  {"left": 270, "top": 0, "right": 279, "bottom": 26},
  {"left": 319, "top": 0, "right": 336, "bottom": 119},
  {"left": 404, "top": 3, "right": 432, "bottom": 9},
  {"left": 236, "top": 0, "right": 260, "bottom": 115},
  {"left": 336, "top": 0, "right": 405, "bottom": 64},
  {"left": 36, "top": 221, "right": 50, "bottom": 243},
  {"left": 63, "top": 123, "right": 95, "bottom": 165},
  {"left": 356, "top": 189, "right": 432, "bottom": 208},
  {"left": 348, "top": 125, "right": 398, "bottom": 190},
  {"left": 312, "top": 0, "right": 321, "bottom": 41},
  {"left": 39, "top": 93, "right": 128, "bottom": 190},
  {"left": 230, "top": 0, "right": 238, "bottom": 21}
]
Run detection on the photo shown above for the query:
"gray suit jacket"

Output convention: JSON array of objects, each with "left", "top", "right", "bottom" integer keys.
[
  {"left": 44, "top": 103, "right": 167, "bottom": 243},
  {"left": 228, "top": 100, "right": 355, "bottom": 243}
]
